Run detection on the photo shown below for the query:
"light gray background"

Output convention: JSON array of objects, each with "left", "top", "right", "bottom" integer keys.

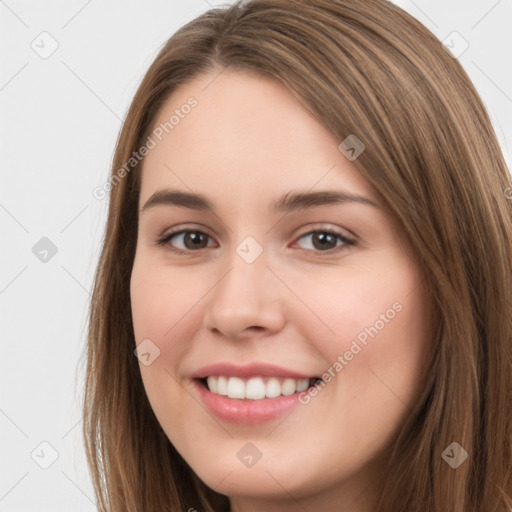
[{"left": 1, "top": 1, "right": 511, "bottom": 510}]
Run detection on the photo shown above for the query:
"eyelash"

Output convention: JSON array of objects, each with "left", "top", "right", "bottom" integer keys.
[{"left": 155, "top": 226, "right": 356, "bottom": 256}]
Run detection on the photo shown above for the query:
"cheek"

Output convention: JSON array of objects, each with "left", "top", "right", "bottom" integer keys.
[
  {"left": 130, "top": 260, "right": 188, "bottom": 388},
  {"left": 130, "top": 262, "right": 202, "bottom": 436},
  {"left": 130, "top": 259, "right": 204, "bottom": 346},
  {"left": 292, "top": 254, "right": 426, "bottom": 360},
  {"left": 130, "top": 258, "right": 216, "bottom": 405},
  {"left": 298, "top": 252, "right": 429, "bottom": 419}
]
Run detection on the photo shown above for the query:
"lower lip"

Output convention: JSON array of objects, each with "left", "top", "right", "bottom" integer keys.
[{"left": 192, "top": 379, "right": 304, "bottom": 425}]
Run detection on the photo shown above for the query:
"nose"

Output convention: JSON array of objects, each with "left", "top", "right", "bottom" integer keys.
[{"left": 202, "top": 247, "right": 286, "bottom": 341}]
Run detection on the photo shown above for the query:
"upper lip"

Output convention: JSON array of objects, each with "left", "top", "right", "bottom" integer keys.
[{"left": 190, "top": 362, "right": 317, "bottom": 380}]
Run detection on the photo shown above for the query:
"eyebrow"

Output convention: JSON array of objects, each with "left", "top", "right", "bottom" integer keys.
[{"left": 140, "top": 188, "right": 380, "bottom": 214}]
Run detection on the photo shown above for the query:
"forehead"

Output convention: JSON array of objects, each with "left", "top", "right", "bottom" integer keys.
[{"left": 139, "top": 69, "right": 375, "bottom": 206}]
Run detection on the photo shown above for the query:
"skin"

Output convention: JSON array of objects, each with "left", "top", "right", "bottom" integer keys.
[{"left": 130, "top": 68, "right": 431, "bottom": 512}]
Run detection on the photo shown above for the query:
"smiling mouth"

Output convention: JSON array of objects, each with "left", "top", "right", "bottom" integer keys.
[{"left": 198, "top": 375, "right": 322, "bottom": 400}]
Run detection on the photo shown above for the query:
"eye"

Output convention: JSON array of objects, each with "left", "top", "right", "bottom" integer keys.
[
  {"left": 156, "top": 229, "right": 216, "bottom": 254},
  {"left": 156, "top": 227, "right": 355, "bottom": 255},
  {"left": 294, "top": 229, "right": 355, "bottom": 253}
]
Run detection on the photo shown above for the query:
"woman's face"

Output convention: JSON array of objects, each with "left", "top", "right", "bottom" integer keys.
[{"left": 130, "top": 69, "right": 431, "bottom": 510}]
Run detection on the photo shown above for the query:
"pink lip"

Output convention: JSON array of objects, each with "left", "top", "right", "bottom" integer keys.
[
  {"left": 190, "top": 362, "right": 318, "bottom": 425},
  {"left": 190, "top": 362, "right": 314, "bottom": 380},
  {"left": 191, "top": 379, "right": 304, "bottom": 425}
]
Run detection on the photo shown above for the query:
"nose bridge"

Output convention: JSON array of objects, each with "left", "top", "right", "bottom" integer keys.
[{"left": 203, "top": 237, "right": 284, "bottom": 337}]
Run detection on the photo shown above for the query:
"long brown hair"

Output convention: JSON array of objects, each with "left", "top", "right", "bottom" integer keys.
[{"left": 82, "top": 0, "right": 512, "bottom": 510}]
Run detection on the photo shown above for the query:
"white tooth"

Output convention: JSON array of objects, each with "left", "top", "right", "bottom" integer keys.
[
  {"left": 206, "top": 376, "right": 218, "bottom": 394},
  {"left": 227, "top": 377, "right": 245, "bottom": 399},
  {"left": 265, "top": 378, "right": 282, "bottom": 398},
  {"left": 296, "top": 378, "right": 309, "bottom": 392},
  {"left": 281, "top": 378, "right": 297, "bottom": 396},
  {"left": 217, "top": 376, "right": 228, "bottom": 396},
  {"left": 206, "top": 375, "right": 309, "bottom": 399},
  {"left": 245, "top": 377, "right": 266, "bottom": 400}
]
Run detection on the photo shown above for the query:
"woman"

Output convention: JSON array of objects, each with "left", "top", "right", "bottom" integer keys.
[{"left": 82, "top": 0, "right": 512, "bottom": 510}]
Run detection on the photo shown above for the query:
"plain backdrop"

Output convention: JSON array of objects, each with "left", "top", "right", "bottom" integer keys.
[{"left": 0, "top": 1, "right": 511, "bottom": 510}]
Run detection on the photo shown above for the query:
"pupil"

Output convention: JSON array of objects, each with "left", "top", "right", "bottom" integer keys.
[
  {"left": 185, "top": 231, "right": 206, "bottom": 249},
  {"left": 314, "top": 232, "right": 335, "bottom": 250}
]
